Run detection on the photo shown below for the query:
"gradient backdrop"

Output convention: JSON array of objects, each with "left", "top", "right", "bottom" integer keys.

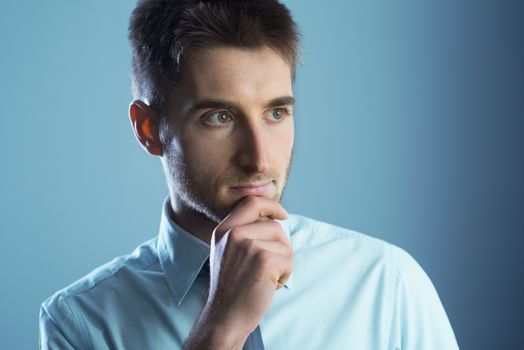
[{"left": 1, "top": 0, "right": 523, "bottom": 348}]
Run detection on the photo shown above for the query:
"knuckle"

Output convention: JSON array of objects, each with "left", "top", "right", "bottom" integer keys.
[
  {"left": 228, "top": 227, "right": 243, "bottom": 242},
  {"left": 254, "top": 249, "right": 273, "bottom": 269},
  {"left": 240, "top": 238, "right": 256, "bottom": 253}
]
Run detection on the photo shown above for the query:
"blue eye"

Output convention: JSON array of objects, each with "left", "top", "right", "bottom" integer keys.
[{"left": 205, "top": 111, "right": 231, "bottom": 125}]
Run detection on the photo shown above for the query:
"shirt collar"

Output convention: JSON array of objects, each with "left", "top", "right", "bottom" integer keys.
[{"left": 156, "top": 195, "right": 294, "bottom": 305}]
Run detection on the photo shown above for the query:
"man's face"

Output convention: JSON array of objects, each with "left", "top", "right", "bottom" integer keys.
[{"left": 161, "top": 46, "right": 295, "bottom": 223}]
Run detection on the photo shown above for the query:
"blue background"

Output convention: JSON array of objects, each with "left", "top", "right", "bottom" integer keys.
[{"left": 1, "top": 0, "right": 522, "bottom": 348}]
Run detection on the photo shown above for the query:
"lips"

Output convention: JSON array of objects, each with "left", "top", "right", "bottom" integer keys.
[{"left": 229, "top": 180, "right": 273, "bottom": 196}]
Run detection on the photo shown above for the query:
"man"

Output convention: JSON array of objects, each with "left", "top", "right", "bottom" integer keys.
[{"left": 39, "top": 0, "right": 459, "bottom": 349}]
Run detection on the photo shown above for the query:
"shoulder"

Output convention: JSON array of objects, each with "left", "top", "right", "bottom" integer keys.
[
  {"left": 284, "top": 213, "right": 431, "bottom": 281},
  {"left": 41, "top": 237, "right": 159, "bottom": 315},
  {"left": 40, "top": 237, "right": 161, "bottom": 348},
  {"left": 285, "top": 213, "right": 397, "bottom": 255}
]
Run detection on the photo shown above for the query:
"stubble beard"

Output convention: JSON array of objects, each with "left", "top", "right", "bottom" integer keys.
[{"left": 164, "top": 151, "right": 293, "bottom": 225}]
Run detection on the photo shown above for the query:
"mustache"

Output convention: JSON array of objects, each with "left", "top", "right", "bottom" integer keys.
[{"left": 221, "top": 172, "right": 279, "bottom": 186}]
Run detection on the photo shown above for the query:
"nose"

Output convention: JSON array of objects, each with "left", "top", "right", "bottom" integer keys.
[{"left": 236, "top": 120, "right": 271, "bottom": 174}]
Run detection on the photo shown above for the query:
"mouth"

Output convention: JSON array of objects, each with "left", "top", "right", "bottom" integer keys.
[{"left": 229, "top": 180, "right": 274, "bottom": 196}]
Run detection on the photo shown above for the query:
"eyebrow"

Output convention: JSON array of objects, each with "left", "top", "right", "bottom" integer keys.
[{"left": 187, "top": 96, "right": 295, "bottom": 114}]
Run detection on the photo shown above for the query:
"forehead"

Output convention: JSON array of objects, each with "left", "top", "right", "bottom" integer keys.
[{"left": 172, "top": 46, "right": 293, "bottom": 108}]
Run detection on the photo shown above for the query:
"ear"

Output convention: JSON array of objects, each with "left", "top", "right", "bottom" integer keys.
[{"left": 128, "top": 100, "right": 163, "bottom": 157}]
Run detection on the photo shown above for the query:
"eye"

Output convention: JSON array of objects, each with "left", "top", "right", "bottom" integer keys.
[
  {"left": 204, "top": 111, "right": 232, "bottom": 126},
  {"left": 268, "top": 107, "right": 291, "bottom": 121}
]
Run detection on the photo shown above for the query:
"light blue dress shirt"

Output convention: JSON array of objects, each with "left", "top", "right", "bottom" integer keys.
[{"left": 40, "top": 196, "right": 459, "bottom": 349}]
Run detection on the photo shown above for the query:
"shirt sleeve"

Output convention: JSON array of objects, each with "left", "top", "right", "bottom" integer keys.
[
  {"left": 390, "top": 247, "right": 460, "bottom": 350},
  {"left": 39, "top": 294, "right": 84, "bottom": 350}
]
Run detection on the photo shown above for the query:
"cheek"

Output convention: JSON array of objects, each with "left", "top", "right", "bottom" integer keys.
[
  {"left": 275, "top": 120, "right": 294, "bottom": 160},
  {"left": 180, "top": 132, "right": 232, "bottom": 177}
]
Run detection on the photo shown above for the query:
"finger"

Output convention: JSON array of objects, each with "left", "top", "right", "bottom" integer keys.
[
  {"left": 225, "top": 220, "right": 292, "bottom": 251},
  {"left": 242, "top": 238, "right": 293, "bottom": 258},
  {"left": 214, "top": 196, "right": 288, "bottom": 241},
  {"left": 273, "top": 254, "right": 294, "bottom": 289}
]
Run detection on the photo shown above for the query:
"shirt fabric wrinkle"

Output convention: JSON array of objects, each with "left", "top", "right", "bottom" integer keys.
[{"left": 39, "top": 195, "right": 459, "bottom": 350}]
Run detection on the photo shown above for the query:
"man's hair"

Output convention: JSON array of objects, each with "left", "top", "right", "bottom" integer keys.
[{"left": 128, "top": 0, "right": 301, "bottom": 114}]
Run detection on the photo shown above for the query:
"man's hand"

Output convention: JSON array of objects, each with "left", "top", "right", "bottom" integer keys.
[{"left": 184, "top": 196, "right": 293, "bottom": 350}]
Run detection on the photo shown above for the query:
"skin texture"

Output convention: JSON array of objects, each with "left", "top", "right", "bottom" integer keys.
[
  {"left": 130, "top": 46, "right": 295, "bottom": 242},
  {"left": 129, "top": 46, "right": 295, "bottom": 349}
]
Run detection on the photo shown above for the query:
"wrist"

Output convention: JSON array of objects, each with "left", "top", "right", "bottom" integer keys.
[
  {"left": 208, "top": 322, "right": 249, "bottom": 350},
  {"left": 193, "top": 305, "right": 250, "bottom": 350}
]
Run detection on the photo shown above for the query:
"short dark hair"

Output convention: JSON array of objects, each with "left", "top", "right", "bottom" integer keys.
[{"left": 128, "top": 0, "right": 301, "bottom": 114}]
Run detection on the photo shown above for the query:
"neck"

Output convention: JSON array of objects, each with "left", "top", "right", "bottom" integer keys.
[{"left": 167, "top": 195, "right": 217, "bottom": 245}]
